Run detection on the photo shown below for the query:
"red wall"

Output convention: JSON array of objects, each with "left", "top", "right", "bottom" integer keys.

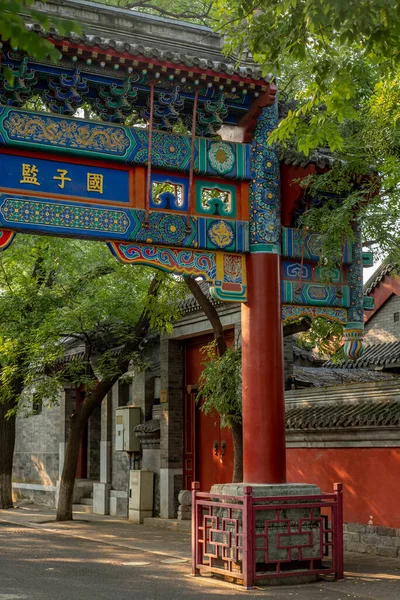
[{"left": 287, "top": 448, "right": 400, "bottom": 528}]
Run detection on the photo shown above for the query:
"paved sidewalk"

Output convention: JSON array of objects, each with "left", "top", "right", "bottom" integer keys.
[
  {"left": 0, "top": 504, "right": 190, "bottom": 559},
  {"left": 0, "top": 504, "right": 400, "bottom": 599}
]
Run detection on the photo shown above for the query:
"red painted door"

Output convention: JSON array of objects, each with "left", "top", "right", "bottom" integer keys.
[{"left": 183, "top": 333, "right": 234, "bottom": 492}]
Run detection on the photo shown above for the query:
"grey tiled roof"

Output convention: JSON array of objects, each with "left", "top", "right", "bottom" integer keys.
[
  {"left": 282, "top": 146, "right": 334, "bottom": 169},
  {"left": 324, "top": 342, "right": 400, "bottom": 369},
  {"left": 292, "top": 366, "right": 396, "bottom": 387},
  {"left": 285, "top": 399, "right": 400, "bottom": 430},
  {"left": 364, "top": 260, "right": 397, "bottom": 294},
  {"left": 24, "top": 0, "right": 268, "bottom": 82},
  {"left": 293, "top": 345, "right": 323, "bottom": 364},
  {"left": 179, "top": 281, "right": 226, "bottom": 315}
]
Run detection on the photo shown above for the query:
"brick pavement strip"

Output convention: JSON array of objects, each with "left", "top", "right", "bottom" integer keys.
[{"left": 1, "top": 506, "right": 400, "bottom": 599}]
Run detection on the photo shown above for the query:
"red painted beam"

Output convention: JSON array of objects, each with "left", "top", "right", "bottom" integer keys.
[{"left": 280, "top": 163, "right": 316, "bottom": 227}]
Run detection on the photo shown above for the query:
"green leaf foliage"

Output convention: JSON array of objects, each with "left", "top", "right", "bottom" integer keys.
[
  {"left": 99, "top": 0, "right": 212, "bottom": 25},
  {"left": 0, "top": 235, "right": 182, "bottom": 414},
  {"left": 0, "top": 0, "right": 80, "bottom": 64},
  {"left": 212, "top": 0, "right": 400, "bottom": 265},
  {"left": 295, "top": 317, "right": 344, "bottom": 360},
  {"left": 196, "top": 341, "right": 242, "bottom": 427}
]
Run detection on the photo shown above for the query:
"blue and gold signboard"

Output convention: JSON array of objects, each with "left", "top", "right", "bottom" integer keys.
[{"left": 0, "top": 153, "right": 130, "bottom": 205}]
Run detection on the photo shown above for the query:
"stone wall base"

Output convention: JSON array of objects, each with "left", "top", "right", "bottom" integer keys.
[
  {"left": 110, "top": 490, "right": 128, "bottom": 517},
  {"left": 344, "top": 523, "right": 400, "bottom": 558},
  {"left": 12, "top": 483, "right": 56, "bottom": 507}
]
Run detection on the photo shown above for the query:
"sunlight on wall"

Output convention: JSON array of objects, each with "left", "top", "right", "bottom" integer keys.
[{"left": 31, "top": 456, "right": 53, "bottom": 486}]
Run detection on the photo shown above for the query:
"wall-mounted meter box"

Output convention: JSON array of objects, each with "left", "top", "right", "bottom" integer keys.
[{"left": 115, "top": 406, "right": 141, "bottom": 452}]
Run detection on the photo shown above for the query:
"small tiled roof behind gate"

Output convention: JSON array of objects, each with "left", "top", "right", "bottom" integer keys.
[
  {"left": 285, "top": 399, "right": 400, "bottom": 430},
  {"left": 324, "top": 342, "right": 400, "bottom": 369}
]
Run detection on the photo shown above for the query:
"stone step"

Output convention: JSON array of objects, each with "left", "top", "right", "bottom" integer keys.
[
  {"left": 80, "top": 498, "right": 94, "bottom": 506},
  {"left": 72, "top": 503, "right": 93, "bottom": 514},
  {"left": 143, "top": 518, "right": 191, "bottom": 533}
]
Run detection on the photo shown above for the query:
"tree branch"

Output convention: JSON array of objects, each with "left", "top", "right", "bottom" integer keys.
[
  {"left": 119, "top": 0, "right": 213, "bottom": 21},
  {"left": 184, "top": 277, "right": 227, "bottom": 355},
  {"left": 78, "top": 273, "right": 161, "bottom": 421},
  {"left": 283, "top": 317, "right": 312, "bottom": 337}
]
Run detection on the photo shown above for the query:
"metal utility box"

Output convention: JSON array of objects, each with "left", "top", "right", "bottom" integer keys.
[
  {"left": 115, "top": 406, "right": 141, "bottom": 452},
  {"left": 128, "top": 470, "right": 154, "bottom": 523}
]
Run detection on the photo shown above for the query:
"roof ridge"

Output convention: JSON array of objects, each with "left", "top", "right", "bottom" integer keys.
[
  {"left": 324, "top": 340, "right": 400, "bottom": 369},
  {"left": 364, "top": 259, "right": 397, "bottom": 294}
]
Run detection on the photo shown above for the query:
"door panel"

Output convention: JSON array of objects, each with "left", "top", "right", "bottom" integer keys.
[{"left": 183, "top": 332, "right": 234, "bottom": 491}]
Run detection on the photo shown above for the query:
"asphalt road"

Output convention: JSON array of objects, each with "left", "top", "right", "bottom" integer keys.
[{"left": 1, "top": 522, "right": 399, "bottom": 600}]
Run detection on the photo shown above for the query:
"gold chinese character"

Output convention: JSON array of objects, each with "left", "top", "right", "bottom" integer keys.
[
  {"left": 87, "top": 173, "right": 103, "bottom": 194},
  {"left": 53, "top": 169, "right": 72, "bottom": 190},
  {"left": 20, "top": 164, "right": 40, "bottom": 186}
]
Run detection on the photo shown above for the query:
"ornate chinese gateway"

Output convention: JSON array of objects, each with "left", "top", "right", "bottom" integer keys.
[{"left": 0, "top": 0, "right": 370, "bottom": 487}]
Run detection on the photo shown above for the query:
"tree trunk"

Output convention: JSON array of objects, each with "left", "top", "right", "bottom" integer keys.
[
  {"left": 184, "top": 277, "right": 227, "bottom": 355},
  {"left": 56, "top": 413, "right": 86, "bottom": 521},
  {"left": 0, "top": 401, "right": 16, "bottom": 509},
  {"left": 56, "top": 378, "right": 122, "bottom": 521},
  {"left": 231, "top": 421, "right": 243, "bottom": 483}
]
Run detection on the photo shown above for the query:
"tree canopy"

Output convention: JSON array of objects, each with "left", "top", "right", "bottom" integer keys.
[
  {"left": 0, "top": 235, "right": 181, "bottom": 412},
  {"left": 212, "top": 0, "right": 400, "bottom": 265},
  {"left": 0, "top": 0, "right": 77, "bottom": 62}
]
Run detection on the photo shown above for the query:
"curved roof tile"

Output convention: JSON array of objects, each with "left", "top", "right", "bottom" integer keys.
[{"left": 286, "top": 399, "right": 400, "bottom": 430}]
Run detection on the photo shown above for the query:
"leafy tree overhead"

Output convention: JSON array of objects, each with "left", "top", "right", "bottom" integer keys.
[
  {"left": 0, "top": 235, "right": 181, "bottom": 517},
  {"left": 0, "top": 0, "right": 77, "bottom": 62},
  {"left": 101, "top": 0, "right": 212, "bottom": 24},
  {"left": 216, "top": 0, "right": 399, "bottom": 154},
  {"left": 213, "top": 0, "right": 400, "bottom": 265}
]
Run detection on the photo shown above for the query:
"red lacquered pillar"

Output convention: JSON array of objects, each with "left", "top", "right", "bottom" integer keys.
[{"left": 241, "top": 252, "right": 286, "bottom": 483}]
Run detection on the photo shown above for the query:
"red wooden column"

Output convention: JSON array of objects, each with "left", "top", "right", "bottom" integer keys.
[{"left": 241, "top": 250, "right": 286, "bottom": 483}]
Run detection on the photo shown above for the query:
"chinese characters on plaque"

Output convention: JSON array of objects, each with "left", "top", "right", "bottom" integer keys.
[{"left": 20, "top": 164, "right": 104, "bottom": 194}]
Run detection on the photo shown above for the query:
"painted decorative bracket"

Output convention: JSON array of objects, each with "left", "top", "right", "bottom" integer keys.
[
  {"left": 0, "top": 229, "right": 16, "bottom": 251},
  {"left": 282, "top": 304, "right": 348, "bottom": 325},
  {"left": 107, "top": 241, "right": 247, "bottom": 302},
  {"left": 343, "top": 322, "right": 365, "bottom": 360}
]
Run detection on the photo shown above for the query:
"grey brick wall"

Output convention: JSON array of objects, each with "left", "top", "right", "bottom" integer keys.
[
  {"left": 111, "top": 382, "right": 130, "bottom": 491},
  {"left": 13, "top": 400, "right": 61, "bottom": 485},
  {"left": 110, "top": 344, "right": 161, "bottom": 492},
  {"left": 344, "top": 523, "right": 400, "bottom": 558},
  {"left": 365, "top": 295, "right": 400, "bottom": 343},
  {"left": 160, "top": 337, "right": 183, "bottom": 471},
  {"left": 131, "top": 342, "right": 160, "bottom": 422}
]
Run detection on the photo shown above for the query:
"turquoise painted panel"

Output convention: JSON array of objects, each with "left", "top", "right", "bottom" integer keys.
[
  {"left": 281, "top": 227, "right": 353, "bottom": 264},
  {"left": 364, "top": 296, "right": 374, "bottom": 310},
  {"left": 249, "top": 104, "right": 280, "bottom": 254},
  {"left": 195, "top": 180, "right": 237, "bottom": 218},
  {"left": 0, "top": 108, "right": 251, "bottom": 181},
  {"left": 282, "top": 261, "right": 342, "bottom": 283},
  {"left": 0, "top": 193, "right": 248, "bottom": 252},
  {"left": 2, "top": 109, "right": 134, "bottom": 159},
  {"left": 282, "top": 280, "right": 350, "bottom": 307},
  {"left": 362, "top": 251, "right": 374, "bottom": 267},
  {"left": 0, "top": 195, "right": 134, "bottom": 240},
  {"left": 282, "top": 304, "right": 348, "bottom": 324}
]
